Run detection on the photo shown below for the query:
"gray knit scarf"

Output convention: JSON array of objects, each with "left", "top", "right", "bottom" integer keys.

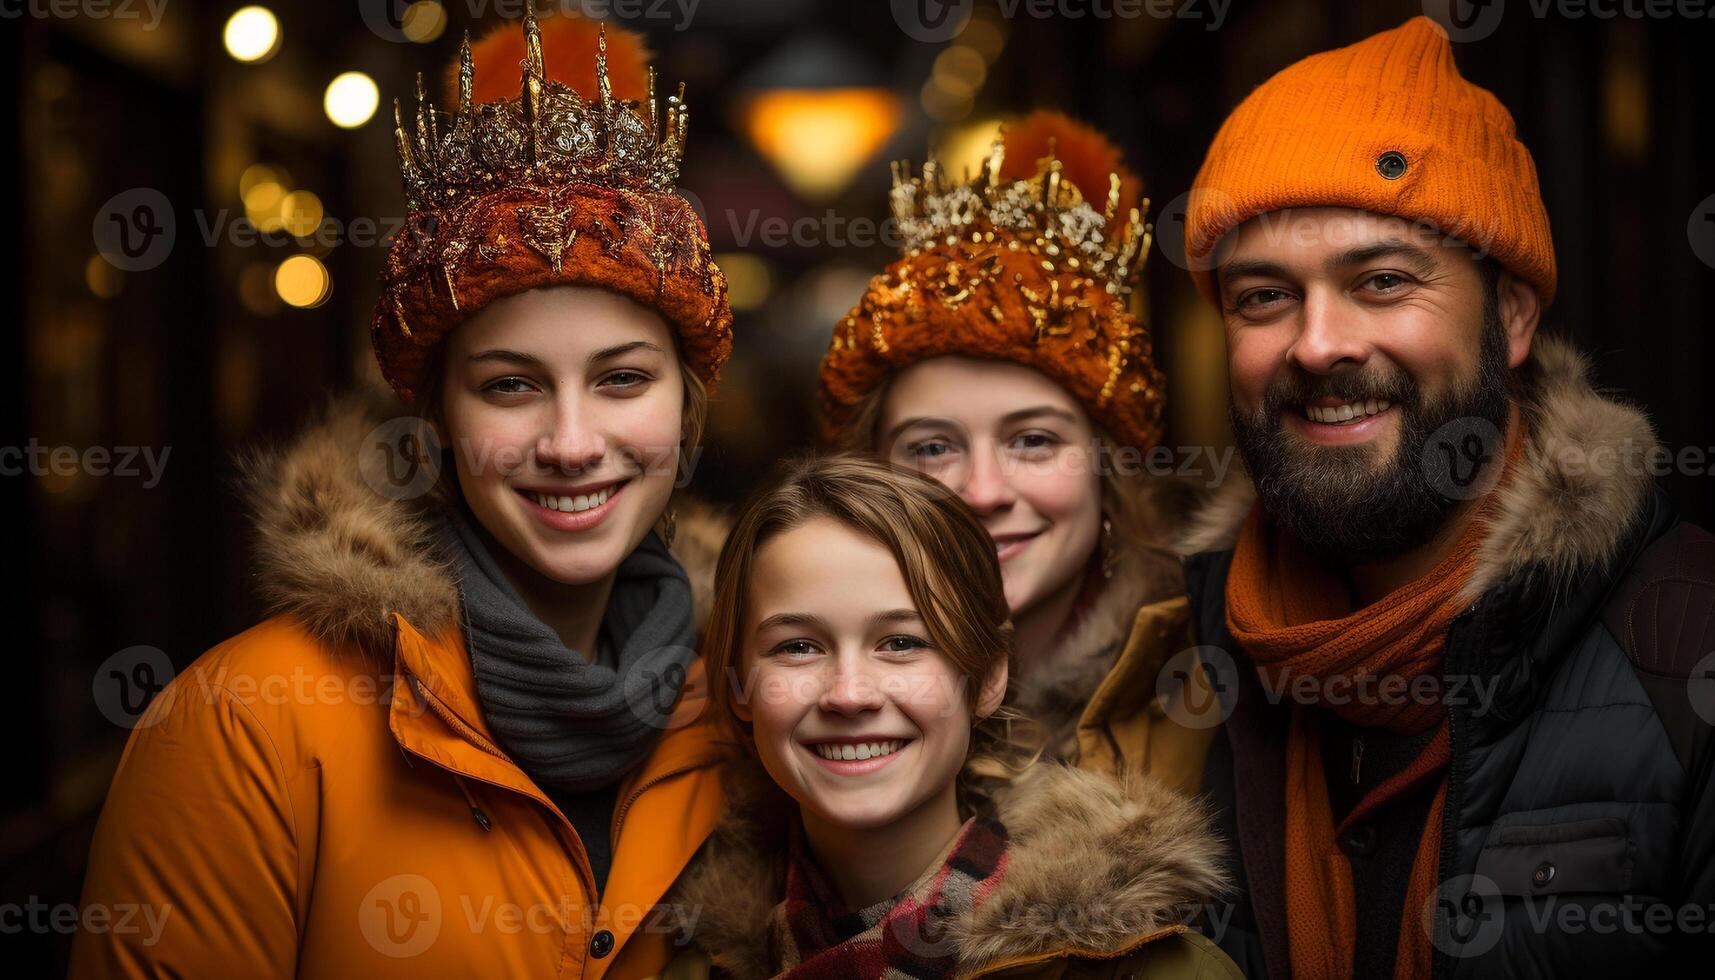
[{"left": 441, "top": 506, "right": 696, "bottom": 794}]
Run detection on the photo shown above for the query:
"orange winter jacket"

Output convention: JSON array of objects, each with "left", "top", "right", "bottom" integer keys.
[{"left": 70, "top": 398, "right": 735, "bottom": 979}]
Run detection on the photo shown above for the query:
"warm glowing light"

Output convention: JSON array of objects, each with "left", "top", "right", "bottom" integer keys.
[
  {"left": 275, "top": 255, "right": 331, "bottom": 308},
  {"left": 244, "top": 180, "right": 287, "bottom": 230},
  {"left": 931, "top": 46, "right": 987, "bottom": 98},
  {"left": 714, "top": 252, "right": 773, "bottom": 311},
  {"left": 324, "top": 72, "right": 380, "bottom": 129},
  {"left": 932, "top": 118, "right": 1004, "bottom": 180},
  {"left": 920, "top": 79, "right": 973, "bottom": 123},
  {"left": 85, "top": 254, "right": 124, "bottom": 299},
  {"left": 740, "top": 89, "right": 901, "bottom": 200},
  {"left": 402, "top": 1, "right": 447, "bottom": 43},
  {"left": 239, "top": 163, "right": 287, "bottom": 198},
  {"left": 224, "top": 6, "right": 281, "bottom": 64},
  {"left": 279, "top": 190, "right": 324, "bottom": 237},
  {"left": 958, "top": 17, "right": 1007, "bottom": 62}
]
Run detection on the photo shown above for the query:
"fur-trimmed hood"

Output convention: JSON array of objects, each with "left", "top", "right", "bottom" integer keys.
[
  {"left": 667, "top": 759, "right": 1228, "bottom": 977},
  {"left": 1176, "top": 335, "right": 1659, "bottom": 601},
  {"left": 242, "top": 392, "right": 729, "bottom": 659}
]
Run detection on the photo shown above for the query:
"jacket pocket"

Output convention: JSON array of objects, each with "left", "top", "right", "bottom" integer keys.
[{"left": 1475, "top": 810, "right": 1634, "bottom": 898}]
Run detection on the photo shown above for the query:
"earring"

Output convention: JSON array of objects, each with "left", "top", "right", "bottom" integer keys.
[
  {"left": 661, "top": 506, "right": 678, "bottom": 548},
  {"left": 1100, "top": 515, "right": 1116, "bottom": 579}
]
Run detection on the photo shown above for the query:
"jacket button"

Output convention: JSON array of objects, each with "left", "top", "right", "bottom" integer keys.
[
  {"left": 1375, "top": 150, "right": 1408, "bottom": 180},
  {"left": 1532, "top": 862, "right": 1556, "bottom": 887},
  {"left": 589, "top": 929, "right": 615, "bottom": 958},
  {"left": 1341, "top": 825, "right": 1378, "bottom": 857}
]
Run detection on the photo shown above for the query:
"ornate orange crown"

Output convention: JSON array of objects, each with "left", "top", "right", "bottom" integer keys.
[
  {"left": 373, "top": 10, "right": 731, "bottom": 404},
  {"left": 886, "top": 139, "right": 1153, "bottom": 298},
  {"left": 393, "top": 13, "right": 687, "bottom": 210},
  {"left": 820, "top": 112, "right": 1165, "bottom": 451}
]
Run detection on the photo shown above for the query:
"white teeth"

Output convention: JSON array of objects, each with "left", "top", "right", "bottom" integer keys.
[
  {"left": 1304, "top": 400, "right": 1391, "bottom": 425},
  {"left": 811, "top": 740, "right": 903, "bottom": 762},
  {"left": 530, "top": 486, "right": 616, "bottom": 513}
]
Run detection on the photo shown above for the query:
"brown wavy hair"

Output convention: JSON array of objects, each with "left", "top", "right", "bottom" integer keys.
[{"left": 702, "top": 453, "right": 1022, "bottom": 815}]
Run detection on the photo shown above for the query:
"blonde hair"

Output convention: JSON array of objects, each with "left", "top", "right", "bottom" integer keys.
[{"left": 703, "top": 453, "right": 1026, "bottom": 815}]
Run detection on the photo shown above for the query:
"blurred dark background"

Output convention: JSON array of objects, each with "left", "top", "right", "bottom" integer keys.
[{"left": 7, "top": 0, "right": 1713, "bottom": 971}]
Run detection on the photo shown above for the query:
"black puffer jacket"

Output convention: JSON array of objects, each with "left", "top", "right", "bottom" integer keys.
[{"left": 1178, "top": 338, "right": 1715, "bottom": 979}]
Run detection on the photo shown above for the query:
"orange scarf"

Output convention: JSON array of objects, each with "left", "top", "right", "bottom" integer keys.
[{"left": 1224, "top": 436, "right": 1519, "bottom": 980}]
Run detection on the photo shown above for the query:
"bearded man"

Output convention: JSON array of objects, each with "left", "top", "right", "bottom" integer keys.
[{"left": 1158, "top": 15, "right": 1714, "bottom": 980}]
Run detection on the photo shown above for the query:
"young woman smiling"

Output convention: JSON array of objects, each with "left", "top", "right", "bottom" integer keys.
[
  {"left": 72, "top": 14, "right": 736, "bottom": 978},
  {"left": 660, "top": 455, "right": 1237, "bottom": 979},
  {"left": 818, "top": 114, "right": 1213, "bottom": 791}
]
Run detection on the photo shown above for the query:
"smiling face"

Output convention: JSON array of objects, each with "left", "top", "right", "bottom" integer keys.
[
  {"left": 1217, "top": 207, "right": 1539, "bottom": 559},
  {"left": 877, "top": 356, "right": 1103, "bottom": 621},
  {"left": 735, "top": 516, "right": 1008, "bottom": 832},
  {"left": 438, "top": 285, "right": 686, "bottom": 585}
]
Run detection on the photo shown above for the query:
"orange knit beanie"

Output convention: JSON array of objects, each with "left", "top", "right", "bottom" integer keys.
[{"left": 1185, "top": 16, "right": 1556, "bottom": 307}]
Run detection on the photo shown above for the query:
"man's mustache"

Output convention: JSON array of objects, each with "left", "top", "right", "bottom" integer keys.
[{"left": 1260, "top": 368, "right": 1418, "bottom": 416}]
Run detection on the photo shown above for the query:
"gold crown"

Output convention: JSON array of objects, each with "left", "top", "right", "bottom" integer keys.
[
  {"left": 888, "top": 142, "right": 1153, "bottom": 296},
  {"left": 393, "top": 8, "right": 690, "bottom": 213}
]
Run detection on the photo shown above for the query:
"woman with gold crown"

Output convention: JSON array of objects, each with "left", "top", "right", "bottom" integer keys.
[
  {"left": 71, "top": 13, "right": 735, "bottom": 977},
  {"left": 818, "top": 113, "right": 1219, "bottom": 793}
]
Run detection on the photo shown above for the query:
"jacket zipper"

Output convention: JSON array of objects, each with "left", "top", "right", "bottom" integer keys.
[
  {"left": 609, "top": 763, "right": 701, "bottom": 852},
  {"left": 409, "top": 673, "right": 507, "bottom": 759},
  {"left": 1434, "top": 603, "right": 1479, "bottom": 980},
  {"left": 402, "top": 672, "right": 602, "bottom": 911}
]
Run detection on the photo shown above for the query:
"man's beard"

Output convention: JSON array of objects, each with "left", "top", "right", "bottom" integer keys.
[{"left": 1229, "top": 307, "right": 1512, "bottom": 562}]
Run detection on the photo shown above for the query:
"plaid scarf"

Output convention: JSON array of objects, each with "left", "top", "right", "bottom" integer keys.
[{"left": 765, "top": 816, "right": 1010, "bottom": 979}]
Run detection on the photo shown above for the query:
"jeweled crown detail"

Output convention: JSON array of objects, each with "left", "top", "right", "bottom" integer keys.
[
  {"left": 393, "top": 8, "right": 690, "bottom": 213},
  {"left": 888, "top": 143, "right": 1153, "bottom": 296}
]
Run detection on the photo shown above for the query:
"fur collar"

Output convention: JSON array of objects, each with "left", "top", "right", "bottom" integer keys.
[
  {"left": 1175, "top": 335, "right": 1658, "bottom": 602},
  {"left": 667, "top": 759, "right": 1228, "bottom": 976},
  {"left": 242, "top": 392, "right": 728, "bottom": 659}
]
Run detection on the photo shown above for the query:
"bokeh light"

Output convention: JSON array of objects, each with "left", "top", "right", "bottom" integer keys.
[
  {"left": 84, "top": 255, "right": 124, "bottom": 299},
  {"left": 278, "top": 190, "right": 324, "bottom": 238},
  {"left": 714, "top": 252, "right": 773, "bottom": 311},
  {"left": 324, "top": 72, "right": 380, "bottom": 129},
  {"left": 223, "top": 6, "right": 281, "bottom": 64},
  {"left": 275, "top": 254, "right": 331, "bottom": 308},
  {"left": 402, "top": 1, "right": 448, "bottom": 44}
]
